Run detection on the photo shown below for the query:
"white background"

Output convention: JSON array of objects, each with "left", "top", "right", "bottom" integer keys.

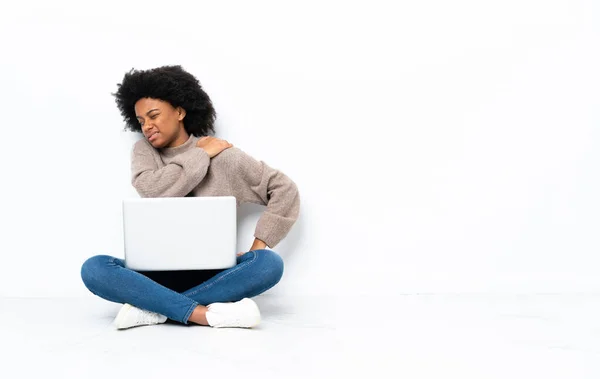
[{"left": 0, "top": 0, "right": 598, "bottom": 298}]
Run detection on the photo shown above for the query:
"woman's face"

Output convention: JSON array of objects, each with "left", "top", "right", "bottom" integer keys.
[{"left": 135, "top": 97, "right": 188, "bottom": 148}]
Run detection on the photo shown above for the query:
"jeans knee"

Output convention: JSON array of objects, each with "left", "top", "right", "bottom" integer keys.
[
  {"left": 80, "top": 255, "right": 113, "bottom": 291},
  {"left": 255, "top": 249, "right": 284, "bottom": 287}
]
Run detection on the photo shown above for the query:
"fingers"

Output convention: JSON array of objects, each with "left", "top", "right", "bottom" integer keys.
[
  {"left": 206, "top": 136, "right": 233, "bottom": 146},
  {"left": 197, "top": 136, "right": 233, "bottom": 154}
]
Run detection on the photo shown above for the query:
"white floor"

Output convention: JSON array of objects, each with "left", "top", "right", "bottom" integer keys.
[{"left": 2, "top": 294, "right": 600, "bottom": 378}]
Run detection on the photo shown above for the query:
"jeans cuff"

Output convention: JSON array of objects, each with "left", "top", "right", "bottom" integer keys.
[{"left": 182, "top": 301, "right": 199, "bottom": 324}]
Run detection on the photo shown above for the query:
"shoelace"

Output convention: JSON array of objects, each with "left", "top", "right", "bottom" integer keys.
[{"left": 135, "top": 309, "right": 160, "bottom": 325}]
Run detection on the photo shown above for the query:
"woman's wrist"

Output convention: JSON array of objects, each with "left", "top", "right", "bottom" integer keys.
[{"left": 250, "top": 238, "right": 268, "bottom": 251}]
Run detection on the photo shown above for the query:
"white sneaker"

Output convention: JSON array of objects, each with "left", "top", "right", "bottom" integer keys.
[
  {"left": 205, "top": 298, "right": 261, "bottom": 328},
  {"left": 113, "top": 303, "right": 168, "bottom": 330}
]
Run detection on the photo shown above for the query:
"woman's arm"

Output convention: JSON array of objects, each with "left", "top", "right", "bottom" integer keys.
[
  {"left": 229, "top": 148, "right": 300, "bottom": 249},
  {"left": 131, "top": 140, "right": 211, "bottom": 198}
]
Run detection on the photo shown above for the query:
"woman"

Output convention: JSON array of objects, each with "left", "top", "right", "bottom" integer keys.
[{"left": 80, "top": 65, "right": 300, "bottom": 330}]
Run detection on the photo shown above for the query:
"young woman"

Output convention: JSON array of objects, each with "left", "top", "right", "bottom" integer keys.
[{"left": 80, "top": 65, "right": 300, "bottom": 330}]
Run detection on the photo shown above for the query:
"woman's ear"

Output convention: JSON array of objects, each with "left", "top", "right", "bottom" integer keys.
[{"left": 177, "top": 107, "right": 186, "bottom": 121}]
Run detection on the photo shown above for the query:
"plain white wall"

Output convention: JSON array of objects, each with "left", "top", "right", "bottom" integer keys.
[{"left": 0, "top": 0, "right": 598, "bottom": 298}]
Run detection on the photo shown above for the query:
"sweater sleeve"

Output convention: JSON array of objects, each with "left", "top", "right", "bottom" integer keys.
[
  {"left": 131, "top": 140, "right": 211, "bottom": 198},
  {"left": 230, "top": 148, "right": 300, "bottom": 248}
]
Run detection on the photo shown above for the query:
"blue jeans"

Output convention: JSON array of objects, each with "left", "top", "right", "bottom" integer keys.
[{"left": 80, "top": 249, "right": 284, "bottom": 324}]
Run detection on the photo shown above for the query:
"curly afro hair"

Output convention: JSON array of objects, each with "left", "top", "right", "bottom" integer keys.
[{"left": 112, "top": 65, "right": 216, "bottom": 137}]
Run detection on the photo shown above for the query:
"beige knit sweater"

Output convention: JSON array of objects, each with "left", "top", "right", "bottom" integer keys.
[{"left": 130, "top": 134, "right": 300, "bottom": 248}]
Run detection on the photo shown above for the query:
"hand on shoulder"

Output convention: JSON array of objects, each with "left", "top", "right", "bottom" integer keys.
[{"left": 196, "top": 136, "right": 233, "bottom": 158}]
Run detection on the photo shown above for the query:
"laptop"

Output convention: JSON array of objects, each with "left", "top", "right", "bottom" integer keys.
[{"left": 122, "top": 196, "right": 237, "bottom": 271}]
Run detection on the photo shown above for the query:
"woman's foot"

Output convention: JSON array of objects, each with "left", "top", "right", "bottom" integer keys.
[
  {"left": 113, "top": 303, "right": 168, "bottom": 329},
  {"left": 205, "top": 298, "right": 261, "bottom": 328}
]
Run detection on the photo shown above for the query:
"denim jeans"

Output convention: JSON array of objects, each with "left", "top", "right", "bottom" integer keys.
[{"left": 80, "top": 249, "right": 284, "bottom": 324}]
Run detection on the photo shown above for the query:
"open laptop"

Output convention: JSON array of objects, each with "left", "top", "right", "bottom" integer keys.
[{"left": 122, "top": 196, "right": 237, "bottom": 271}]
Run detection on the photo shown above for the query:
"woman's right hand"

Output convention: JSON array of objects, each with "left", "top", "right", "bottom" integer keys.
[{"left": 196, "top": 136, "right": 233, "bottom": 158}]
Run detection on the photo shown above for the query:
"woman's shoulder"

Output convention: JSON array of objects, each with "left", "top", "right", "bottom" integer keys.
[
  {"left": 211, "top": 146, "right": 263, "bottom": 177},
  {"left": 210, "top": 146, "right": 246, "bottom": 166}
]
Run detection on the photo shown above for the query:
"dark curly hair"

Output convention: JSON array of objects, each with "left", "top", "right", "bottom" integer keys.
[{"left": 112, "top": 65, "right": 216, "bottom": 136}]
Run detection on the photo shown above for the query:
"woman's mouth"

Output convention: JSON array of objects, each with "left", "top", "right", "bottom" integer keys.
[{"left": 148, "top": 132, "right": 159, "bottom": 142}]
